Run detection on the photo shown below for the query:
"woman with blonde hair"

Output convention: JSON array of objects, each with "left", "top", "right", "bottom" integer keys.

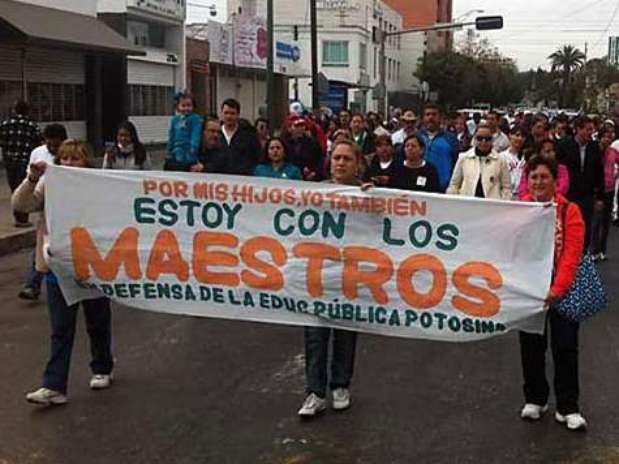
[{"left": 13, "top": 140, "right": 114, "bottom": 406}]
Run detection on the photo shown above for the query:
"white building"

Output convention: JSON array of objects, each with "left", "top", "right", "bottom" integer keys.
[
  {"left": 98, "top": 0, "right": 187, "bottom": 143},
  {"left": 0, "top": 0, "right": 140, "bottom": 142},
  {"left": 227, "top": 0, "right": 424, "bottom": 114}
]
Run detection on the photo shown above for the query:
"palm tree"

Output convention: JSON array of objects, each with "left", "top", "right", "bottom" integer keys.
[{"left": 548, "top": 45, "right": 586, "bottom": 107}]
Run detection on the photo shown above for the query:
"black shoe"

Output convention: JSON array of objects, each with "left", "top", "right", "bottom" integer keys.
[
  {"left": 18, "top": 288, "right": 40, "bottom": 300},
  {"left": 14, "top": 222, "right": 33, "bottom": 228}
]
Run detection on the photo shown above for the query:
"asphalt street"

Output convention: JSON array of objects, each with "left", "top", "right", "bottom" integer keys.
[{"left": 1, "top": 237, "right": 619, "bottom": 464}]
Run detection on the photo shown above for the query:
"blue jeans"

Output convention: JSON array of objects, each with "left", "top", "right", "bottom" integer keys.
[
  {"left": 304, "top": 327, "right": 357, "bottom": 398},
  {"left": 519, "top": 310, "right": 580, "bottom": 415},
  {"left": 25, "top": 250, "right": 43, "bottom": 292},
  {"left": 42, "top": 282, "right": 114, "bottom": 394}
]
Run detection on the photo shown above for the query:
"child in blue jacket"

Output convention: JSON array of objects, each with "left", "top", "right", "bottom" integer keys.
[{"left": 165, "top": 91, "right": 203, "bottom": 171}]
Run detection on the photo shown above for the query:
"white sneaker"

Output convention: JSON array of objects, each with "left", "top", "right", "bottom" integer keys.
[
  {"left": 332, "top": 388, "right": 351, "bottom": 411},
  {"left": 555, "top": 412, "right": 587, "bottom": 430},
  {"left": 89, "top": 374, "right": 113, "bottom": 390},
  {"left": 26, "top": 387, "right": 68, "bottom": 405},
  {"left": 520, "top": 403, "right": 548, "bottom": 420},
  {"left": 600, "top": 253, "right": 608, "bottom": 261},
  {"left": 297, "top": 393, "right": 327, "bottom": 417}
]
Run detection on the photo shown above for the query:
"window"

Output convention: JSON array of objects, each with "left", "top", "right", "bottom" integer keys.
[
  {"left": 0, "top": 80, "right": 22, "bottom": 120},
  {"left": 129, "top": 85, "right": 174, "bottom": 116},
  {"left": 322, "top": 41, "right": 349, "bottom": 67},
  {"left": 24, "top": 82, "right": 85, "bottom": 122},
  {"left": 359, "top": 42, "right": 367, "bottom": 70},
  {"left": 373, "top": 47, "right": 377, "bottom": 79}
]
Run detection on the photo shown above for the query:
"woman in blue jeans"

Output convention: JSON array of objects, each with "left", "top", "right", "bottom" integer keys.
[
  {"left": 12, "top": 140, "right": 114, "bottom": 406},
  {"left": 297, "top": 140, "right": 360, "bottom": 417}
]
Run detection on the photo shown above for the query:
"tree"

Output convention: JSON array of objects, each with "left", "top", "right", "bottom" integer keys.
[
  {"left": 415, "top": 36, "right": 524, "bottom": 109},
  {"left": 548, "top": 45, "right": 586, "bottom": 107}
]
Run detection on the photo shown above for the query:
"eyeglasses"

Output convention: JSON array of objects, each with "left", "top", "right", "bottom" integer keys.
[{"left": 476, "top": 136, "right": 492, "bottom": 142}]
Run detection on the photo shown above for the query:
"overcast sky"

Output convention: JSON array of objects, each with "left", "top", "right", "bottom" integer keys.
[
  {"left": 187, "top": 0, "right": 619, "bottom": 71},
  {"left": 453, "top": 0, "right": 619, "bottom": 70}
]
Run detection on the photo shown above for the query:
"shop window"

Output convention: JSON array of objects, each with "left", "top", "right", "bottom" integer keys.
[
  {"left": 23, "top": 82, "right": 85, "bottom": 122},
  {"left": 129, "top": 85, "right": 174, "bottom": 116}
]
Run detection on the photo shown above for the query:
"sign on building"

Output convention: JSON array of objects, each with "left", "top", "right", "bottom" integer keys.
[
  {"left": 208, "top": 21, "right": 234, "bottom": 65},
  {"left": 129, "top": 0, "right": 185, "bottom": 20},
  {"left": 234, "top": 15, "right": 268, "bottom": 68}
]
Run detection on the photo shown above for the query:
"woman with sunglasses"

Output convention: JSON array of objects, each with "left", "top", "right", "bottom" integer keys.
[{"left": 447, "top": 124, "right": 512, "bottom": 200}]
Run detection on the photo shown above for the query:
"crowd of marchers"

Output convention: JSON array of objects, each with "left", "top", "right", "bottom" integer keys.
[{"left": 1, "top": 92, "right": 617, "bottom": 432}]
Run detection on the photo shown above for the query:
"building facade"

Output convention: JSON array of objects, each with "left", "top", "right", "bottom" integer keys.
[
  {"left": 0, "top": 0, "right": 140, "bottom": 144},
  {"left": 227, "top": 0, "right": 423, "bottom": 114},
  {"left": 383, "top": 0, "right": 453, "bottom": 51},
  {"left": 98, "top": 0, "right": 186, "bottom": 144}
]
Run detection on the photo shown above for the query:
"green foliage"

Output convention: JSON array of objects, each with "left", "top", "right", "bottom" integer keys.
[{"left": 415, "top": 49, "right": 523, "bottom": 109}]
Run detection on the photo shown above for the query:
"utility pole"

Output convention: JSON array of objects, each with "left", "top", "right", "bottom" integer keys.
[
  {"left": 310, "top": 0, "right": 319, "bottom": 111},
  {"left": 266, "top": 0, "right": 275, "bottom": 128},
  {"left": 378, "top": 29, "right": 386, "bottom": 116}
]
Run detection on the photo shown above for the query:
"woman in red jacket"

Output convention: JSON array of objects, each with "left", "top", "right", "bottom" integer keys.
[{"left": 519, "top": 155, "right": 587, "bottom": 431}]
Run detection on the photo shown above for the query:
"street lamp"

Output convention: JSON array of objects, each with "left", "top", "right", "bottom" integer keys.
[{"left": 376, "top": 15, "right": 503, "bottom": 114}]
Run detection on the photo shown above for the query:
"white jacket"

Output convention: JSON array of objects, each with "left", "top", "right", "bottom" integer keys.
[{"left": 447, "top": 148, "right": 512, "bottom": 200}]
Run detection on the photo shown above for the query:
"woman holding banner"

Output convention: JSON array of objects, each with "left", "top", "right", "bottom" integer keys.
[
  {"left": 519, "top": 155, "right": 587, "bottom": 431},
  {"left": 12, "top": 140, "right": 114, "bottom": 406},
  {"left": 298, "top": 140, "right": 360, "bottom": 418}
]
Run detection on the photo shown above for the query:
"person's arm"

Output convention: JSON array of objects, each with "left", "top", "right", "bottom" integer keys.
[
  {"left": 12, "top": 166, "right": 45, "bottom": 213},
  {"left": 593, "top": 149, "right": 605, "bottom": 202},
  {"left": 189, "top": 115, "right": 203, "bottom": 163},
  {"left": 557, "top": 164, "right": 570, "bottom": 195},
  {"left": 102, "top": 151, "right": 112, "bottom": 169},
  {"left": 446, "top": 153, "right": 464, "bottom": 195},
  {"left": 290, "top": 165, "right": 303, "bottom": 180},
  {"left": 518, "top": 168, "right": 529, "bottom": 200},
  {"left": 428, "top": 165, "right": 441, "bottom": 193},
  {"left": 167, "top": 116, "right": 175, "bottom": 159},
  {"left": 499, "top": 158, "right": 512, "bottom": 200},
  {"left": 551, "top": 203, "right": 585, "bottom": 298},
  {"left": 141, "top": 152, "right": 152, "bottom": 170}
]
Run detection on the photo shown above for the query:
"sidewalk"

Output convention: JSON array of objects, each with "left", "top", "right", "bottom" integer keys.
[
  {"left": 0, "top": 148, "right": 167, "bottom": 257},
  {"left": 0, "top": 170, "right": 37, "bottom": 256}
]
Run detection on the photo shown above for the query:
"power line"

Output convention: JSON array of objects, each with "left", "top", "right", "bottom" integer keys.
[{"left": 592, "top": 0, "right": 619, "bottom": 47}]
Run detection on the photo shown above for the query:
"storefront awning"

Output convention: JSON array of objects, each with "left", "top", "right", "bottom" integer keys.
[{"left": 0, "top": 0, "right": 145, "bottom": 55}]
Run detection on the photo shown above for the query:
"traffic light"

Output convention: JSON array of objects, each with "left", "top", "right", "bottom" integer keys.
[{"left": 475, "top": 16, "right": 503, "bottom": 31}]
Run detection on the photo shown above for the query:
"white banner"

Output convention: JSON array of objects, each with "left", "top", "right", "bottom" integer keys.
[{"left": 45, "top": 166, "right": 555, "bottom": 342}]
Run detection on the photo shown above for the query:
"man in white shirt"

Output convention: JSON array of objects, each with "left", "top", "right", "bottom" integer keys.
[
  {"left": 485, "top": 110, "right": 510, "bottom": 153},
  {"left": 27, "top": 124, "right": 67, "bottom": 174},
  {"left": 18, "top": 124, "right": 67, "bottom": 301},
  {"left": 391, "top": 110, "right": 417, "bottom": 146}
]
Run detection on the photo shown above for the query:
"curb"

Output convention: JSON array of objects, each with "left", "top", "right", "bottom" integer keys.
[{"left": 0, "top": 229, "right": 36, "bottom": 257}]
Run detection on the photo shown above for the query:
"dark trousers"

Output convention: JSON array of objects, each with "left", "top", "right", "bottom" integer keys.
[
  {"left": 574, "top": 198, "right": 594, "bottom": 251},
  {"left": 25, "top": 250, "right": 43, "bottom": 292},
  {"left": 591, "top": 192, "right": 614, "bottom": 254},
  {"left": 304, "top": 327, "right": 357, "bottom": 398},
  {"left": 42, "top": 281, "right": 114, "bottom": 394},
  {"left": 519, "top": 310, "right": 580, "bottom": 415},
  {"left": 5, "top": 163, "right": 29, "bottom": 224}
]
